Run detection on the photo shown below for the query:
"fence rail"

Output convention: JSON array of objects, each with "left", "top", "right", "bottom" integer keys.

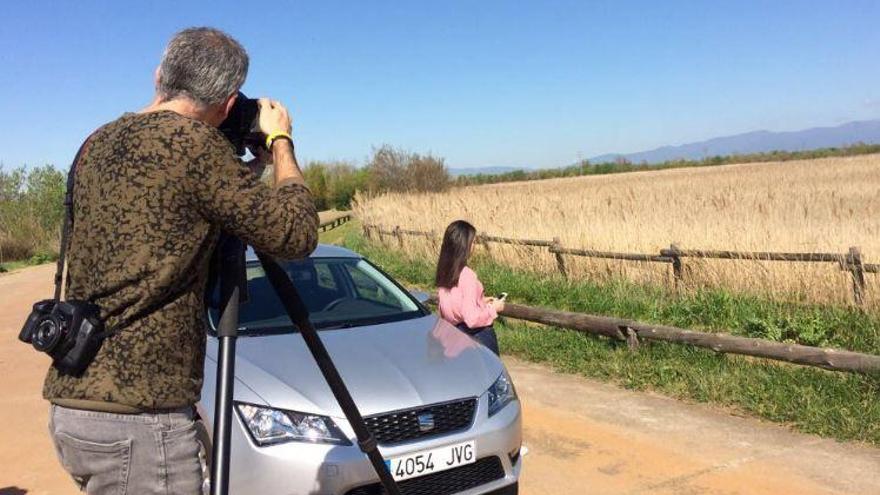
[
  {"left": 479, "top": 234, "right": 555, "bottom": 247},
  {"left": 364, "top": 223, "right": 876, "bottom": 305},
  {"left": 319, "top": 212, "right": 352, "bottom": 232}
]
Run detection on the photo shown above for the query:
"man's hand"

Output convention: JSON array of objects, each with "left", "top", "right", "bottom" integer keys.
[
  {"left": 256, "top": 98, "right": 304, "bottom": 187},
  {"left": 258, "top": 98, "right": 292, "bottom": 136}
]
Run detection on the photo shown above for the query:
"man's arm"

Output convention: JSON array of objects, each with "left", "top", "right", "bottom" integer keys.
[
  {"left": 271, "top": 139, "right": 302, "bottom": 185},
  {"left": 184, "top": 102, "right": 318, "bottom": 260},
  {"left": 258, "top": 98, "right": 305, "bottom": 187}
]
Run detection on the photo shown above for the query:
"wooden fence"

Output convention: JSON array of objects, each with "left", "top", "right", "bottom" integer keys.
[
  {"left": 319, "top": 212, "right": 352, "bottom": 232},
  {"left": 363, "top": 223, "right": 878, "bottom": 305}
]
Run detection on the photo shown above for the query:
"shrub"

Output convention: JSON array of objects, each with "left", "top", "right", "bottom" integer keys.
[
  {"left": 365, "top": 145, "right": 450, "bottom": 193},
  {"left": 0, "top": 165, "right": 66, "bottom": 262},
  {"left": 302, "top": 160, "right": 370, "bottom": 210}
]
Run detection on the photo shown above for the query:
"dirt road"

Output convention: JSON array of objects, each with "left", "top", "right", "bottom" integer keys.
[
  {"left": 2, "top": 265, "right": 878, "bottom": 494},
  {"left": 0, "top": 265, "right": 72, "bottom": 495}
]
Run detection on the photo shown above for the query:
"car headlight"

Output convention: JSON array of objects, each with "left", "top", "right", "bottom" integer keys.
[
  {"left": 235, "top": 402, "right": 351, "bottom": 446},
  {"left": 487, "top": 371, "right": 517, "bottom": 416}
]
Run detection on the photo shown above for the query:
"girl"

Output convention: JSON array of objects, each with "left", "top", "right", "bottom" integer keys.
[{"left": 435, "top": 220, "right": 504, "bottom": 355}]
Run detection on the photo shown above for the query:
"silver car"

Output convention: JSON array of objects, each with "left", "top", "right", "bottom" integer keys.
[{"left": 197, "top": 244, "right": 522, "bottom": 494}]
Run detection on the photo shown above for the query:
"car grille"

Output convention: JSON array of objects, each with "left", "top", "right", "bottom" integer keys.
[
  {"left": 365, "top": 398, "right": 477, "bottom": 445},
  {"left": 344, "top": 456, "right": 506, "bottom": 495}
]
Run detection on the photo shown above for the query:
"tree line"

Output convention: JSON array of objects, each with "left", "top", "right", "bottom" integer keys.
[
  {"left": 0, "top": 165, "right": 66, "bottom": 264},
  {"left": 453, "top": 142, "right": 880, "bottom": 186}
]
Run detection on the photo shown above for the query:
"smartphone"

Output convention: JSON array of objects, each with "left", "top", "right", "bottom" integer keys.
[{"left": 496, "top": 292, "right": 508, "bottom": 301}]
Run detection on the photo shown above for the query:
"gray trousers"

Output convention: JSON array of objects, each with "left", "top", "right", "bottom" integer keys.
[{"left": 49, "top": 404, "right": 204, "bottom": 495}]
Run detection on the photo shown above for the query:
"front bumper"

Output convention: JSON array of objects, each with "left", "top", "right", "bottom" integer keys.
[{"left": 225, "top": 394, "right": 522, "bottom": 494}]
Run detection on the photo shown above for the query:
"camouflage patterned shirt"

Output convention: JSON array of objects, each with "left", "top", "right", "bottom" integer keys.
[{"left": 43, "top": 110, "right": 318, "bottom": 412}]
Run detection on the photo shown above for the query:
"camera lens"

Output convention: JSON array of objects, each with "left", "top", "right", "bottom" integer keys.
[{"left": 33, "top": 317, "right": 63, "bottom": 352}]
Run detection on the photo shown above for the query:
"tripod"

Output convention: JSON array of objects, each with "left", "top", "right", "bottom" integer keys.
[{"left": 209, "top": 235, "right": 402, "bottom": 495}]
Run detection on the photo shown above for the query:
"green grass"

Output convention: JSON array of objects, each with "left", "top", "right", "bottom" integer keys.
[
  {"left": 318, "top": 219, "right": 355, "bottom": 245},
  {"left": 0, "top": 260, "right": 30, "bottom": 273},
  {"left": 495, "top": 322, "right": 879, "bottom": 442},
  {"left": 0, "top": 252, "right": 56, "bottom": 273},
  {"left": 327, "top": 220, "right": 880, "bottom": 444}
]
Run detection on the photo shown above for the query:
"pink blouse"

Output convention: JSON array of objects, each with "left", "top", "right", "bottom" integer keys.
[{"left": 437, "top": 266, "right": 497, "bottom": 328}]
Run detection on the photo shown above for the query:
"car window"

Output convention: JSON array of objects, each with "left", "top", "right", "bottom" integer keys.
[
  {"left": 315, "top": 263, "right": 337, "bottom": 290},
  {"left": 208, "top": 257, "right": 423, "bottom": 333},
  {"left": 346, "top": 264, "right": 399, "bottom": 307}
]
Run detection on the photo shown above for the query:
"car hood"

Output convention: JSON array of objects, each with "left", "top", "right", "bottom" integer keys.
[{"left": 206, "top": 315, "right": 503, "bottom": 418}]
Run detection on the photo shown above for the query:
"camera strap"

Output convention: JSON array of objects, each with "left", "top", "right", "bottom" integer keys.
[
  {"left": 255, "top": 251, "right": 402, "bottom": 495},
  {"left": 53, "top": 133, "right": 97, "bottom": 302}
]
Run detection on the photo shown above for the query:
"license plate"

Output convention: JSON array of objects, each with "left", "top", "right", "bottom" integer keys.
[{"left": 384, "top": 440, "right": 476, "bottom": 481}]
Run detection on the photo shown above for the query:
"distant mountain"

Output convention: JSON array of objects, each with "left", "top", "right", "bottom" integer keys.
[
  {"left": 448, "top": 166, "right": 521, "bottom": 176},
  {"left": 590, "top": 119, "right": 880, "bottom": 164}
]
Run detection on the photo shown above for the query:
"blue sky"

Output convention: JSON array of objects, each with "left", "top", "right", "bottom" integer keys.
[{"left": 1, "top": 1, "right": 878, "bottom": 170}]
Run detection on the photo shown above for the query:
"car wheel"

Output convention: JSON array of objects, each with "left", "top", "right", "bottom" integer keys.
[{"left": 195, "top": 420, "right": 213, "bottom": 495}]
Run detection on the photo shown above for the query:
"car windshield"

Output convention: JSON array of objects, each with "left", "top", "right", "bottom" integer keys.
[{"left": 208, "top": 257, "right": 424, "bottom": 334}]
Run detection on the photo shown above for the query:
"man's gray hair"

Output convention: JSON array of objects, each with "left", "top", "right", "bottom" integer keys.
[{"left": 157, "top": 27, "right": 249, "bottom": 107}]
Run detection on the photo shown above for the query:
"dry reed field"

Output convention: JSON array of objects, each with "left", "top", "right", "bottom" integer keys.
[{"left": 353, "top": 154, "right": 880, "bottom": 307}]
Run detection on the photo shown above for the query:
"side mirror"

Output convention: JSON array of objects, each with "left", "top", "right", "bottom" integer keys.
[{"left": 409, "top": 290, "right": 431, "bottom": 304}]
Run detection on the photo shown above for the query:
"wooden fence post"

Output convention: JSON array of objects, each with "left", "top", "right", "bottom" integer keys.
[
  {"left": 621, "top": 326, "right": 640, "bottom": 351},
  {"left": 363, "top": 224, "right": 372, "bottom": 240},
  {"left": 848, "top": 246, "right": 866, "bottom": 306},
  {"left": 430, "top": 230, "right": 439, "bottom": 251},
  {"left": 393, "top": 226, "right": 404, "bottom": 250},
  {"left": 552, "top": 237, "right": 567, "bottom": 278},
  {"left": 669, "top": 243, "right": 683, "bottom": 290}
]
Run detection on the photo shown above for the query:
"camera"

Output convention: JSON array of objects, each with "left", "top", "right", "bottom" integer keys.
[
  {"left": 219, "top": 92, "right": 265, "bottom": 157},
  {"left": 19, "top": 299, "right": 105, "bottom": 376}
]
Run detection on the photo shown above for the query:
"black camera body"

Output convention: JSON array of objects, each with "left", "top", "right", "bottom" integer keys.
[
  {"left": 19, "top": 299, "right": 105, "bottom": 376},
  {"left": 218, "top": 92, "right": 265, "bottom": 156}
]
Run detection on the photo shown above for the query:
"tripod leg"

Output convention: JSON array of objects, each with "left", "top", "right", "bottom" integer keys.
[
  {"left": 210, "top": 236, "right": 246, "bottom": 495},
  {"left": 211, "top": 332, "right": 236, "bottom": 495}
]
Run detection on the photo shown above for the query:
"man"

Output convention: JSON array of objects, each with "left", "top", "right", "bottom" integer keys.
[{"left": 43, "top": 27, "right": 318, "bottom": 494}]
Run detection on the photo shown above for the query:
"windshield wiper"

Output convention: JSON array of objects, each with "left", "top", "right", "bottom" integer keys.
[
  {"left": 232, "top": 325, "right": 300, "bottom": 336},
  {"left": 314, "top": 322, "right": 359, "bottom": 330}
]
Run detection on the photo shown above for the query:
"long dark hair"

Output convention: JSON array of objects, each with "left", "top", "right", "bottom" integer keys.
[{"left": 435, "top": 220, "right": 477, "bottom": 289}]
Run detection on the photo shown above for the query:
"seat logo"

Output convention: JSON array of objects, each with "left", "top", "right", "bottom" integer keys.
[{"left": 417, "top": 412, "right": 435, "bottom": 432}]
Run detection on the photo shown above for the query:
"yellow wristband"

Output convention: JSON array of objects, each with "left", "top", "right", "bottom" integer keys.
[{"left": 266, "top": 131, "right": 292, "bottom": 150}]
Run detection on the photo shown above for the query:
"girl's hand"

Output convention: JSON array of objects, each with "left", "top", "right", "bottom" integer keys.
[{"left": 491, "top": 298, "right": 505, "bottom": 312}]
